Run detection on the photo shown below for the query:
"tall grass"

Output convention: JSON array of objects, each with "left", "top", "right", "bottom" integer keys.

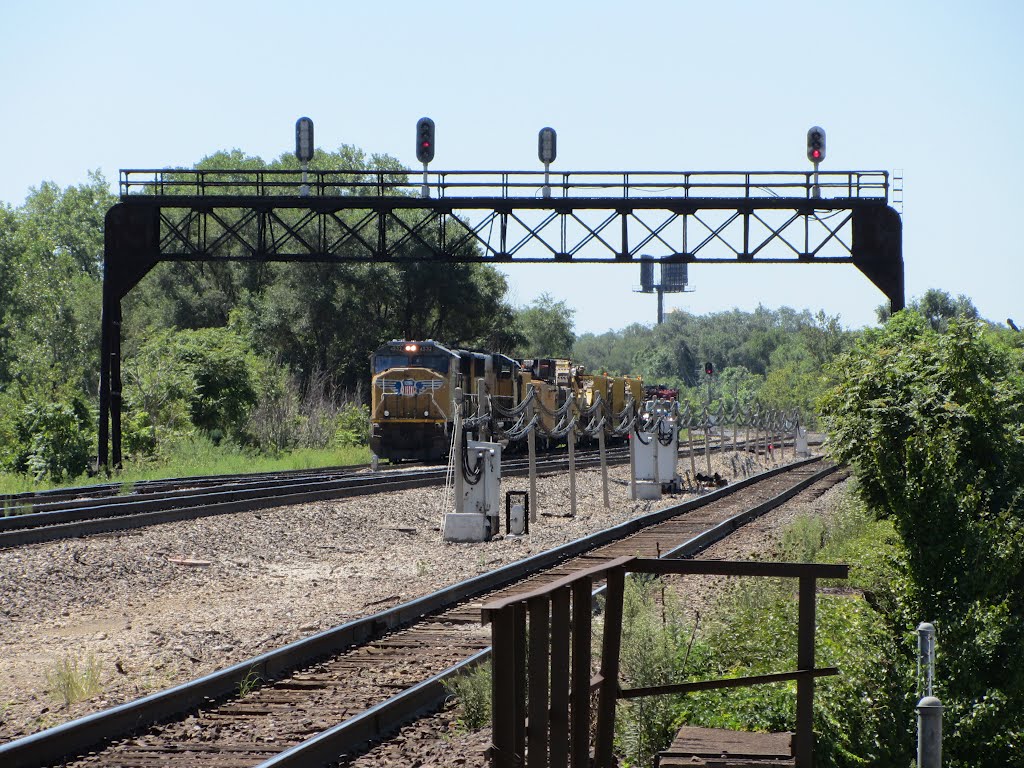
[
  {"left": 0, "top": 436, "right": 371, "bottom": 495},
  {"left": 47, "top": 654, "right": 104, "bottom": 705}
]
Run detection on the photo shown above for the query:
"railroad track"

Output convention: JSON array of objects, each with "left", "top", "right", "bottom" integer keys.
[
  {"left": 1, "top": 456, "right": 843, "bottom": 768},
  {"left": 0, "top": 446, "right": 656, "bottom": 549},
  {"left": 1, "top": 430, "right": 801, "bottom": 549}
]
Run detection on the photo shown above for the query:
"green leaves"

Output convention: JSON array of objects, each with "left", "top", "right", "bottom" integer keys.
[
  {"left": 819, "top": 311, "right": 1024, "bottom": 766},
  {"left": 514, "top": 292, "right": 575, "bottom": 358}
]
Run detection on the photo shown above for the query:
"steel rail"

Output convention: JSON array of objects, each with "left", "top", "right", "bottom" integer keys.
[
  {"left": 0, "top": 457, "right": 830, "bottom": 768},
  {"left": 1, "top": 432, "right": 796, "bottom": 548},
  {"left": 0, "top": 449, "right": 629, "bottom": 548},
  {"left": 0, "top": 462, "right": 369, "bottom": 508}
]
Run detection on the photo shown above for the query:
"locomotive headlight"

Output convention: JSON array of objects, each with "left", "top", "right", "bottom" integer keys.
[
  {"left": 383, "top": 410, "right": 390, "bottom": 417},
  {"left": 424, "top": 410, "right": 429, "bottom": 416},
  {"left": 404, "top": 344, "right": 418, "bottom": 352}
]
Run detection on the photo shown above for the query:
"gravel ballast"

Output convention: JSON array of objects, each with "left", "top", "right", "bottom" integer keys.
[{"left": 0, "top": 451, "right": 825, "bottom": 746}]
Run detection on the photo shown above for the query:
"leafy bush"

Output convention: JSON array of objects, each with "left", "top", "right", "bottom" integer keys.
[
  {"left": 0, "top": 393, "right": 94, "bottom": 482},
  {"left": 613, "top": 493, "right": 916, "bottom": 768},
  {"left": 614, "top": 577, "right": 702, "bottom": 767},
  {"left": 124, "top": 326, "right": 258, "bottom": 448},
  {"left": 819, "top": 314, "right": 1024, "bottom": 765},
  {"left": 334, "top": 403, "right": 369, "bottom": 447}
]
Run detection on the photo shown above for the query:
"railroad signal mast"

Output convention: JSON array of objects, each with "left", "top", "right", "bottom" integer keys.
[
  {"left": 416, "top": 117, "right": 435, "bottom": 198},
  {"left": 636, "top": 255, "right": 694, "bottom": 324},
  {"left": 295, "top": 117, "right": 314, "bottom": 196},
  {"left": 807, "top": 125, "right": 826, "bottom": 198},
  {"left": 538, "top": 127, "right": 557, "bottom": 198}
]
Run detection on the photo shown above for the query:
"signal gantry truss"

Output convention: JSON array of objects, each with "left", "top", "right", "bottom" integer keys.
[{"left": 100, "top": 168, "right": 903, "bottom": 468}]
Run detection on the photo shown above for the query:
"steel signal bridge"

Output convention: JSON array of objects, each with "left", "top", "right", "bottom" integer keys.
[{"left": 100, "top": 168, "right": 902, "bottom": 468}]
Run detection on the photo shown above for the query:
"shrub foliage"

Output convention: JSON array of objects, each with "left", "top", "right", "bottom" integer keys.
[{"left": 819, "top": 313, "right": 1024, "bottom": 765}]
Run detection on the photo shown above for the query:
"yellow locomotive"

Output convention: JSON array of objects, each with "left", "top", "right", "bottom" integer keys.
[
  {"left": 369, "top": 340, "right": 519, "bottom": 462},
  {"left": 369, "top": 340, "right": 643, "bottom": 462}
]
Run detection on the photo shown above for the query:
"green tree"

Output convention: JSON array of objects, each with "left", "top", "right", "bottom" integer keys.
[
  {"left": 819, "top": 312, "right": 1024, "bottom": 765},
  {"left": 0, "top": 391, "right": 95, "bottom": 482},
  {"left": 0, "top": 173, "right": 112, "bottom": 397},
  {"left": 124, "top": 148, "right": 514, "bottom": 395},
  {"left": 877, "top": 288, "right": 980, "bottom": 331},
  {"left": 515, "top": 292, "right": 576, "bottom": 358},
  {"left": 122, "top": 325, "right": 261, "bottom": 448}
]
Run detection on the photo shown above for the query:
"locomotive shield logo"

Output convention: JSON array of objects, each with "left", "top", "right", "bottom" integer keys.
[{"left": 377, "top": 379, "right": 444, "bottom": 397}]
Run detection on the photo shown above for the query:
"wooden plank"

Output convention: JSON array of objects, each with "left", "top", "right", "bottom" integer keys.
[{"left": 661, "top": 725, "right": 793, "bottom": 760}]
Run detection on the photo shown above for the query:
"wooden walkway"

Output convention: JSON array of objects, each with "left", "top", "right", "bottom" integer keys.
[{"left": 657, "top": 726, "right": 795, "bottom": 767}]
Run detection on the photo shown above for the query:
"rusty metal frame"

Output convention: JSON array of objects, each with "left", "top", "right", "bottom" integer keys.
[{"left": 482, "top": 557, "right": 849, "bottom": 768}]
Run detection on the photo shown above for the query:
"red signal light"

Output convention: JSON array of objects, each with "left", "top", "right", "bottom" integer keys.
[
  {"left": 416, "top": 118, "right": 435, "bottom": 164},
  {"left": 806, "top": 126, "right": 826, "bottom": 164}
]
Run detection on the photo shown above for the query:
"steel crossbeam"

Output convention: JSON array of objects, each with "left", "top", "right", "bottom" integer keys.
[{"left": 98, "top": 169, "right": 902, "bottom": 469}]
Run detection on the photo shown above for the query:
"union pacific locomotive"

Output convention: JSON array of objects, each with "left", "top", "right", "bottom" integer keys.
[{"left": 369, "top": 339, "right": 642, "bottom": 463}]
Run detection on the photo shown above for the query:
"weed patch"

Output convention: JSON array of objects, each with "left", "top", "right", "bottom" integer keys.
[
  {"left": 237, "top": 667, "right": 263, "bottom": 697},
  {"left": 47, "top": 654, "right": 103, "bottom": 705},
  {"left": 443, "top": 663, "right": 491, "bottom": 732}
]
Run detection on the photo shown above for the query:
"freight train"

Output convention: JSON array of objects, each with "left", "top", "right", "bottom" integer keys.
[{"left": 369, "top": 339, "right": 642, "bottom": 463}]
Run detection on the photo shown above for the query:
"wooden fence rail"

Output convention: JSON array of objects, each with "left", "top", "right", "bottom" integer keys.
[{"left": 482, "top": 557, "right": 848, "bottom": 768}]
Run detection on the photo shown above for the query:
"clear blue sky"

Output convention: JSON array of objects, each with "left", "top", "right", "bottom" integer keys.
[{"left": 2, "top": 0, "right": 1021, "bottom": 334}]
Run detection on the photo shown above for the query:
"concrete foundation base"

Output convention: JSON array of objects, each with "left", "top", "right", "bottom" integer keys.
[{"left": 443, "top": 512, "right": 491, "bottom": 542}]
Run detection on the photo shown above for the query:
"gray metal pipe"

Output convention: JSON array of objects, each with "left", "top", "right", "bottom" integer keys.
[{"left": 917, "top": 695, "right": 943, "bottom": 768}]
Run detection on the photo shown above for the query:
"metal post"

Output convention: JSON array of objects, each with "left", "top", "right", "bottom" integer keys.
[
  {"left": 476, "top": 378, "right": 489, "bottom": 442},
  {"left": 598, "top": 417, "right": 609, "bottom": 508},
  {"left": 97, "top": 282, "right": 113, "bottom": 473},
  {"left": 795, "top": 575, "right": 816, "bottom": 766},
  {"left": 704, "top": 422, "right": 711, "bottom": 476},
  {"left": 629, "top": 427, "right": 637, "bottom": 501},
  {"left": 453, "top": 389, "right": 464, "bottom": 513},
  {"left": 688, "top": 426, "right": 697, "bottom": 481},
  {"left": 527, "top": 389, "right": 538, "bottom": 522},
  {"left": 421, "top": 162, "right": 429, "bottom": 199},
  {"left": 917, "top": 696, "right": 943, "bottom": 768},
  {"left": 111, "top": 300, "right": 123, "bottom": 469},
  {"left": 568, "top": 396, "right": 577, "bottom": 517}
]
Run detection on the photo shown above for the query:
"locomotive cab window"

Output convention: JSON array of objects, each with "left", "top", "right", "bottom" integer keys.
[{"left": 373, "top": 354, "right": 451, "bottom": 374}]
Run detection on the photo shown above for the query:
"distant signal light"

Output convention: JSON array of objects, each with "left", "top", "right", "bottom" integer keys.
[
  {"left": 806, "top": 126, "right": 826, "bottom": 164},
  {"left": 416, "top": 118, "right": 435, "bottom": 164}
]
